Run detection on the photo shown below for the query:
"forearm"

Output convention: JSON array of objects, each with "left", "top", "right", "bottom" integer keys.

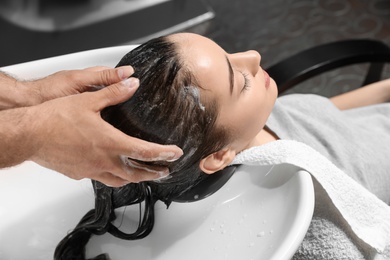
[
  {"left": 0, "top": 107, "right": 39, "bottom": 168},
  {"left": 330, "top": 79, "right": 390, "bottom": 110},
  {"left": 0, "top": 71, "right": 38, "bottom": 110}
]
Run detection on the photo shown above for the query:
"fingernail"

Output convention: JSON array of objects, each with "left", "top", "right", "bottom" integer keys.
[
  {"left": 166, "top": 155, "right": 180, "bottom": 162},
  {"left": 122, "top": 77, "right": 139, "bottom": 88},
  {"left": 156, "top": 151, "right": 182, "bottom": 162},
  {"left": 117, "top": 66, "right": 134, "bottom": 80},
  {"left": 167, "top": 150, "right": 184, "bottom": 162}
]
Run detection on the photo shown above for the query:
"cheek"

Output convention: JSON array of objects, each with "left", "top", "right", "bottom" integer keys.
[
  {"left": 237, "top": 101, "right": 265, "bottom": 139},
  {"left": 253, "top": 81, "right": 276, "bottom": 120},
  {"left": 245, "top": 90, "right": 272, "bottom": 132}
]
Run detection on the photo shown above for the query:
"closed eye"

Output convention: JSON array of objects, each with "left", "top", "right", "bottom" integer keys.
[{"left": 240, "top": 71, "right": 250, "bottom": 92}]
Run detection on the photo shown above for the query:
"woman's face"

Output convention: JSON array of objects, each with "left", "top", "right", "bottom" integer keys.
[{"left": 170, "top": 33, "right": 278, "bottom": 153}]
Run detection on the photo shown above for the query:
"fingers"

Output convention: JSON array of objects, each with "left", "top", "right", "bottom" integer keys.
[
  {"left": 95, "top": 122, "right": 183, "bottom": 162},
  {"left": 81, "top": 66, "right": 135, "bottom": 87},
  {"left": 96, "top": 164, "right": 170, "bottom": 187},
  {"left": 98, "top": 130, "right": 182, "bottom": 183},
  {"left": 92, "top": 130, "right": 182, "bottom": 186},
  {"left": 121, "top": 137, "right": 184, "bottom": 162},
  {"left": 90, "top": 130, "right": 183, "bottom": 185},
  {"left": 101, "top": 66, "right": 135, "bottom": 83},
  {"left": 120, "top": 155, "right": 169, "bottom": 176},
  {"left": 93, "top": 77, "right": 140, "bottom": 110},
  {"left": 83, "top": 66, "right": 111, "bottom": 72}
]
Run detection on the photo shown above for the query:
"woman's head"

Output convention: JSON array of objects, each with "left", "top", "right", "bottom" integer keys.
[{"left": 164, "top": 33, "right": 278, "bottom": 173}]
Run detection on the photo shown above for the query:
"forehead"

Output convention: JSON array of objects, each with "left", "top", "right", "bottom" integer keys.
[
  {"left": 168, "top": 33, "right": 230, "bottom": 98},
  {"left": 169, "top": 33, "right": 224, "bottom": 58}
]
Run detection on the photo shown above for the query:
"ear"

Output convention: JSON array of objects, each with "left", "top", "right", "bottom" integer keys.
[{"left": 199, "top": 148, "right": 236, "bottom": 174}]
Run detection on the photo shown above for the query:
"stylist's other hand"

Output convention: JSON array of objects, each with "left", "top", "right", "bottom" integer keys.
[
  {"left": 21, "top": 66, "right": 135, "bottom": 105},
  {"left": 28, "top": 77, "right": 183, "bottom": 187}
]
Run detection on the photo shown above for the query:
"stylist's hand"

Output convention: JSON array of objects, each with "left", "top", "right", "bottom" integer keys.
[
  {"left": 20, "top": 66, "right": 135, "bottom": 105},
  {"left": 28, "top": 76, "right": 183, "bottom": 187}
]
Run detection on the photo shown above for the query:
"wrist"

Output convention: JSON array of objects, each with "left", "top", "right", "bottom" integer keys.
[
  {"left": 22, "top": 104, "right": 47, "bottom": 162},
  {"left": 0, "top": 72, "right": 41, "bottom": 109},
  {"left": 0, "top": 106, "right": 41, "bottom": 167},
  {"left": 0, "top": 73, "right": 23, "bottom": 109},
  {"left": 18, "top": 80, "right": 44, "bottom": 106}
]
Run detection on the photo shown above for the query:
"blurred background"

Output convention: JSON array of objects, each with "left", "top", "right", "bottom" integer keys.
[{"left": 1, "top": 0, "right": 390, "bottom": 96}]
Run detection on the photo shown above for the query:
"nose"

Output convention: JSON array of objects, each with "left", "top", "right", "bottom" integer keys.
[{"left": 230, "top": 50, "right": 261, "bottom": 76}]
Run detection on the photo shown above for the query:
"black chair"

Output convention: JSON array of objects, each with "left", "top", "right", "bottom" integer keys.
[
  {"left": 174, "top": 38, "right": 390, "bottom": 202},
  {"left": 266, "top": 39, "right": 390, "bottom": 94}
]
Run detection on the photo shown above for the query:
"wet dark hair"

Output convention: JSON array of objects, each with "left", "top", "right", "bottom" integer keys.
[{"left": 54, "top": 35, "right": 232, "bottom": 259}]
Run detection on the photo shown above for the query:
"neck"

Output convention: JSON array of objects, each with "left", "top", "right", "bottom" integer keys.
[{"left": 250, "top": 126, "right": 279, "bottom": 148}]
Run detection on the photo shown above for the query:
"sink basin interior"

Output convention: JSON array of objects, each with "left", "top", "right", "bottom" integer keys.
[{"left": 0, "top": 162, "right": 313, "bottom": 260}]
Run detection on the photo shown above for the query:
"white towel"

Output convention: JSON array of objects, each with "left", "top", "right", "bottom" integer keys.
[{"left": 231, "top": 140, "right": 390, "bottom": 255}]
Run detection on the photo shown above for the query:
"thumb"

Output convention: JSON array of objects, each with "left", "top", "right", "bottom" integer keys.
[{"left": 94, "top": 77, "right": 139, "bottom": 110}]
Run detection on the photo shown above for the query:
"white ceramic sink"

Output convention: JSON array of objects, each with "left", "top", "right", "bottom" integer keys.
[
  {"left": 0, "top": 47, "right": 314, "bottom": 260},
  {"left": 0, "top": 162, "right": 313, "bottom": 260}
]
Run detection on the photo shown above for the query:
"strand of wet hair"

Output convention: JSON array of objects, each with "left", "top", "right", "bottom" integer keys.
[
  {"left": 54, "top": 186, "right": 115, "bottom": 260},
  {"left": 108, "top": 185, "right": 156, "bottom": 240},
  {"left": 54, "top": 183, "right": 157, "bottom": 260}
]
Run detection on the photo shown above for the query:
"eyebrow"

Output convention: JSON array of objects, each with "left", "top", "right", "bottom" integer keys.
[{"left": 225, "top": 55, "right": 234, "bottom": 95}]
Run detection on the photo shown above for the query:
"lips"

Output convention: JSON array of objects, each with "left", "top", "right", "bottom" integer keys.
[{"left": 263, "top": 69, "right": 270, "bottom": 89}]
